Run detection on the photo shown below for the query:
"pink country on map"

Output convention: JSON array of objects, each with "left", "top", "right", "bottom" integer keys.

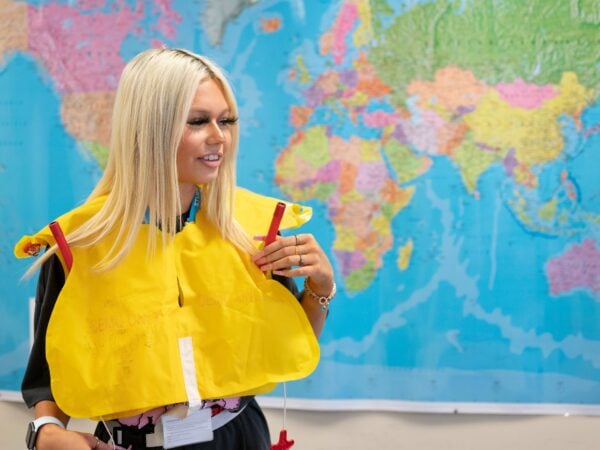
[
  {"left": 319, "top": 0, "right": 373, "bottom": 65},
  {"left": 0, "top": 0, "right": 182, "bottom": 166},
  {"left": 362, "top": 110, "right": 401, "bottom": 128},
  {"left": 319, "top": 1, "right": 358, "bottom": 65},
  {"left": 27, "top": 2, "right": 142, "bottom": 94},
  {"left": 546, "top": 239, "right": 600, "bottom": 297},
  {"left": 77, "top": 0, "right": 108, "bottom": 8},
  {"left": 495, "top": 78, "right": 558, "bottom": 110},
  {"left": 151, "top": 0, "right": 182, "bottom": 40}
]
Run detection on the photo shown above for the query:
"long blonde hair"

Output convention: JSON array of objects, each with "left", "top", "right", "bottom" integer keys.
[{"left": 30, "top": 48, "right": 254, "bottom": 274}]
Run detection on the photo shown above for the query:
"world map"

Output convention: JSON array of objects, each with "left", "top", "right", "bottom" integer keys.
[{"left": 0, "top": 0, "right": 599, "bottom": 412}]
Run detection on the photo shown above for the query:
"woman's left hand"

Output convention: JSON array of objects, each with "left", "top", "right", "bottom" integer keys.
[{"left": 252, "top": 233, "right": 334, "bottom": 295}]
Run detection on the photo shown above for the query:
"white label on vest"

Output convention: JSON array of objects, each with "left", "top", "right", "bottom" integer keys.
[
  {"left": 178, "top": 336, "right": 202, "bottom": 411},
  {"left": 161, "top": 408, "right": 213, "bottom": 448}
]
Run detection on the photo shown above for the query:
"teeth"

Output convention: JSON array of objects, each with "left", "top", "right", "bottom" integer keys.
[{"left": 201, "top": 154, "right": 220, "bottom": 161}]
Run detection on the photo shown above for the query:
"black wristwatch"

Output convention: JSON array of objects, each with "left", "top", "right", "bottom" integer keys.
[{"left": 26, "top": 416, "right": 65, "bottom": 450}]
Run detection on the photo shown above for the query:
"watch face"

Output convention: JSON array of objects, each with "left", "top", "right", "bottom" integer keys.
[{"left": 25, "top": 422, "right": 36, "bottom": 449}]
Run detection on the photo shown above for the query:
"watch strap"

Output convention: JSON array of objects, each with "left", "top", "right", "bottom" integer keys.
[
  {"left": 27, "top": 416, "right": 65, "bottom": 449},
  {"left": 33, "top": 415, "right": 66, "bottom": 431}
]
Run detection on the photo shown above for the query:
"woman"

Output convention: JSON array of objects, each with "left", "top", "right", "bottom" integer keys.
[{"left": 16, "top": 48, "right": 335, "bottom": 450}]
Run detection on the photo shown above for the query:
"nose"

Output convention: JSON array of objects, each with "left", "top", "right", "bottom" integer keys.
[{"left": 207, "top": 121, "right": 225, "bottom": 144}]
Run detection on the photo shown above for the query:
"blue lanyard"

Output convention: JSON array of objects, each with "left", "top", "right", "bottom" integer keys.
[
  {"left": 142, "top": 188, "right": 201, "bottom": 225},
  {"left": 186, "top": 188, "right": 201, "bottom": 224}
]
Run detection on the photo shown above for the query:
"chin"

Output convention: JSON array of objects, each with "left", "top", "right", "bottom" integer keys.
[
  {"left": 189, "top": 168, "right": 220, "bottom": 184},
  {"left": 196, "top": 173, "right": 220, "bottom": 185}
]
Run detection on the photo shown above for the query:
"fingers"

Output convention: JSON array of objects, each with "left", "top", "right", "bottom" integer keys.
[
  {"left": 252, "top": 233, "right": 334, "bottom": 283},
  {"left": 92, "top": 437, "right": 128, "bottom": 450},
  {"left": 85, "top": 434, "right": 118, "bottom": 450},
  {"left": 252, "top": 234, "right": 310, "bottom": 269},
  {"left": 252, "top": 235, "right": 295, "bottom": 262},
  {"left": 85, "top": 435, "right": 101, "bottom": 449},
  {"left": 99, "top": 440, "right": 117, "bottom": 450}
]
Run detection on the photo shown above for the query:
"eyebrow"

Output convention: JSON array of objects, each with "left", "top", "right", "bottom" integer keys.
[{"left": 188, "top": 108, "right": 231, "bottom": 115}]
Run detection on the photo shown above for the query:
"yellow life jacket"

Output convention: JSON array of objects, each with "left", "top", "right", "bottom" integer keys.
[{"left": 15, "top": 188, "right": 319, "bottom": 420}]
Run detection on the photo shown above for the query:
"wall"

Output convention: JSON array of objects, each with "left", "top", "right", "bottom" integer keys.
[{"left": 1, "top": 400, "right": 597, "bottom": 450}]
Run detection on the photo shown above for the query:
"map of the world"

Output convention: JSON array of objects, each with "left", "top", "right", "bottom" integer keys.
[{"left": 1, "top": 0, "right": 599, "bottom": 413}]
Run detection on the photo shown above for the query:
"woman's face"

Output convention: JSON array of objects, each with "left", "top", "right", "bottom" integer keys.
[{"left": 177, "top": 78, "right": 237, "bottom": 193}]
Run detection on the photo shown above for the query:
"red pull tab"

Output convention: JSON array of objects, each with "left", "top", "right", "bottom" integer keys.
[
  {"left": 264, "top": 202, "right": 286, "bottom": 246},
  {"left": 49, "top": 221, "right": 73, "bottom": 271},
  {"left": 271, "top": 429, "right": 294, "bottom": 450}
]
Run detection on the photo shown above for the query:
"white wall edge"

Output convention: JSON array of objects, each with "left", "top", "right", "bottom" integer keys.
[
  {"left": 4, "top": 391, "right": 599, "bottom": 416},
  {"left": 257, "top": 396, "right": 600, "bottom": 416},
  {"left": 0, "top": 391, "right": 23, "bottom": 402}
]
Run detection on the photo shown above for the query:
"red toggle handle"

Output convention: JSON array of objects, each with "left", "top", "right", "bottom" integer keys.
[
  {"left": 264, "top": 202, "right": 286, "bottom": 246},
  {"left": 49, "top": 221, "right": 73, "bottom": 271}
]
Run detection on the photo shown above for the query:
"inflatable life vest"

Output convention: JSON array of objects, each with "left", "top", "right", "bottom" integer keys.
[{"left": 15, "top": 188, "right": 319, "bottom": 420}]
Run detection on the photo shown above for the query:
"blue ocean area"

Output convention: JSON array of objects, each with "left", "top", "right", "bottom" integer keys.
[
  {"left": 280, "top": 359, "right": 600, "bottom": 404},
  {"left": 571, "top": 100, "right": 600, "bottom": 215},
  {"left": 293, "top": 155, "right": 600, "bottom": 403},
  {"left": 559, "top": 114, "right": 583, "bottom": 159},
  {"left": 0, "top": 53, "right": 101, "bottom": 391}
]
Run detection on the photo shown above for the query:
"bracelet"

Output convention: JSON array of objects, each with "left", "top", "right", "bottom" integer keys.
[{"left": 304, "top": 278, "right": 336, "bottom": 311}]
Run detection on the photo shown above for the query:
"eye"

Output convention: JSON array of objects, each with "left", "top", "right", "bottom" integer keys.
[
  {"left": 187, "top": 117, "right": 209, "bottom": 126},
  {"left": 218, "top": 116, "right": 239, "bottom": 128}
]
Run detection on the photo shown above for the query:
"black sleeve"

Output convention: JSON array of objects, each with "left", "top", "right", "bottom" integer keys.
[
  {"left": 271, "top": 273, "right": 301, "bottom": 299},
  {"left": 21, "top": 254, "right": 64, "bottom": 408}
]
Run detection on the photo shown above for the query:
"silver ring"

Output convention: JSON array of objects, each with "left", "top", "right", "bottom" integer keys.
[
  {"left": 298, "top": 254, "right": 304, "bottom": 266},
  {"left": 93, "top": 438, "right": 100, "bottom": 449}
]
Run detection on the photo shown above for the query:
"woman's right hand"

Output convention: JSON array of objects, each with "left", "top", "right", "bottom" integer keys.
[{"left": 36, "top": 424, "right": 128, "bottom": 450}]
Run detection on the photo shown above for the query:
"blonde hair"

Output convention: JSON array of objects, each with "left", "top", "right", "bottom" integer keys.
[{"left": 30, "top": 48, "right": 254, "bottom": 274}]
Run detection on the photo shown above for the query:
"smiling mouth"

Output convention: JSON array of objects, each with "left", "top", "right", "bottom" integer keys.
[{"left": 199, "top": 154, "right": 221, "bottom": 161}]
